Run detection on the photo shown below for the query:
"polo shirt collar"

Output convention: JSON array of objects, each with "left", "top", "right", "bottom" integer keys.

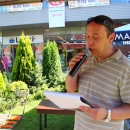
[
  {"left": 110, "top": 49, "right": 123, "bottom": 60},
  {"left": 93, "top": 49, "right": 123, "bottom": 64}
]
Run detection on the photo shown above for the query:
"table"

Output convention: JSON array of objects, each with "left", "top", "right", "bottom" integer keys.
[{"left": 36, "top": 99, "right": 75, "bottom": 130}]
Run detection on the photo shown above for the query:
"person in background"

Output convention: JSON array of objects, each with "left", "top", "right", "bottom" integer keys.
[
  {"left": 3, "top": 54, "right": 8, "bottom": 71},
  {"left": 38, "top": 53, "right": 43, "bottom": 64},
  {"left": 66, "top": 15, "right": 130, "bottom": 130},
  {"left": 0, "top": 57, "right": 4, "bottom": 73}
]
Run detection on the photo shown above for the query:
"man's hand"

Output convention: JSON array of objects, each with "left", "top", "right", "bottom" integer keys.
[
  {"left": 69, "top": 52, "right": 88, "bottom": 70},
  {"left": 79, "top": 105, "right": 108, "bottom": 121}
]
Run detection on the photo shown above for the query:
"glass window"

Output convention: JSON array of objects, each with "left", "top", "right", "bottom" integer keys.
[{"left": 43, "top": 26, "right": 86, "bottom": 69}]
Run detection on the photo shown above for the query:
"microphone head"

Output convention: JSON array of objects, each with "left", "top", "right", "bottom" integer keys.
[{"left": 83, "top": 48, "right": 91, "bottom": 56}]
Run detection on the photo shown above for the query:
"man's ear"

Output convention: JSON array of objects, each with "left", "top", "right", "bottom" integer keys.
[{"left": 109, "top": 33, "right": 115, "bottom": 43}]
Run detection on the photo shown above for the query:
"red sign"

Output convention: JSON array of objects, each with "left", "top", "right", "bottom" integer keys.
[
  {"left": 49, "top": 2, "right": 63, "bottom": 6},
  {"left": 62, "top": 43, "right": 86, "bottom": 49}
]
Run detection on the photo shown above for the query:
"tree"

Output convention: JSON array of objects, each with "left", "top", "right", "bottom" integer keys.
[
  {"left": 42, "top": 40, "right": 63, "bottom": 88},
  {"left": 12, "top": 32, "right": 36, "bottom": 83}
]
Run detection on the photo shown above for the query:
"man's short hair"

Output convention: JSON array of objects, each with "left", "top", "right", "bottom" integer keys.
[{"left": 87, "top": 15, "right": 115, "bottom": 36}]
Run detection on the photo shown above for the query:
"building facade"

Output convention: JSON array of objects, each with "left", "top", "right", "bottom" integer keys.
[{"left": 0, "top": 0, "right": 130, "bottom": 69}]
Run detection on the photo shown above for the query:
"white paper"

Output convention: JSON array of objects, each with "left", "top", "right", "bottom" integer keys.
[{"left": 44, "top": 90, "right": 90, "bottom": 109}]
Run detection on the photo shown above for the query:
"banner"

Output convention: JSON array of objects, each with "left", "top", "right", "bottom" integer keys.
[
  {"left": 3, "top": 35, "right": 43, "bottom": 45},
  {"left": 113, "top": 41, "right": 130, "bottom": 46},
  {"left": 49, "top": 1, "right": 65, "bottom": 28},
  {"left": 113, "top": 31, "right": 130, "bottom": 46},
  {"left": 6, "top": 2, "right": 42, "bottom": 12},
  {"left": 68, "top": 0, "right": 110, "bottom": 8},
  {"left": 114, "top": 31, "right": 130, "bottom": 42}
]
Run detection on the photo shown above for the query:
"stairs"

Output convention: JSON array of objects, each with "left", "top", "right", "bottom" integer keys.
[{"left": 0, "top": 115, "right": 22, "bottom": 129}]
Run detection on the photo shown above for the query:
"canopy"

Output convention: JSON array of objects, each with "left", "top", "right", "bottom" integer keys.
[{"left": 115, "top": 24, "right": 130, "bottom": 31}]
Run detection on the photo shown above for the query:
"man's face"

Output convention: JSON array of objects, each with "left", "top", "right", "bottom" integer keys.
[{"left": 86, "top": 21, "right": 114, "bottom": 59}]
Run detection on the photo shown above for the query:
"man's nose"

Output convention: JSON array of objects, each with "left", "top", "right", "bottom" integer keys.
[{"left": 86, "top": 38, "right": 94, "bottom": 46}]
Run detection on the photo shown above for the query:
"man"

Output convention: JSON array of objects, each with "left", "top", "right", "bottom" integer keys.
[{"left": 65, "top": 15, "right": 130, "bottom": 130}]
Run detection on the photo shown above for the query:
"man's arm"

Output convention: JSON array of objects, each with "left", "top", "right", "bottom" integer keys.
[
  {"left": 65, "top": 72, "right": 78, "bottom": 92},
  {"left": 65, "top": 52, "right": 85, "bottom": 93},
  {"left": 79, "top": 103, "right": 130, "bottom": 121},
  {"left": 111, "top": 103, "right": 130, "bottom": 120}
]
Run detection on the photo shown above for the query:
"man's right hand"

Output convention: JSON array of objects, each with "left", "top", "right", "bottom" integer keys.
[{"left": 69, "top": 52, "right": 88, "bottom": 70}]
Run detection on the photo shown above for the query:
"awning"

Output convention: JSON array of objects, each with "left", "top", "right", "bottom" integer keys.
[{"left": 115, "top": 24, "right": 130, "bottom": 32}]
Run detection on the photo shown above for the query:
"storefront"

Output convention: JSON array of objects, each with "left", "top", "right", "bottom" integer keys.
[
  {"left": 1, "top": 26, "right": 86, "bottom": 70},
  {"left": 3, "top": 31, "right": 44, "bottom": 68},
  {"left": 43, "top": 27, "right": 86, "bottom": 69}
]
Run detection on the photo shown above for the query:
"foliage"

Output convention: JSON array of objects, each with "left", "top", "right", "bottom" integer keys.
[
  {"left": 8, "top": 81, "right": 28, "bottom": 92},
  {"left": 0, "top": 72, "right": 6, "bottom": 93},
  {"left": 42, "top": 40, "right": 64, "bottom": 88},
  {"left": 25, "top": 63, "right": 47, "bottom": 87},
  {"left": 2, "top": 72, "right": 12, "bottom": 88},
  {"left": 0, "top": 97, "right": 13, "bottom": 112},
  {"left": 12, "top": 32, "right": 36, "bottom": 83}
]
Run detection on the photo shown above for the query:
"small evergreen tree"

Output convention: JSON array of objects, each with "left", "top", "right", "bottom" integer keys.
[
  {"left": 42, "top": 40, "right": 63, "bottom": 88},
  {"left": 12, "top": 32, "right": 36, "bottom": 83}
]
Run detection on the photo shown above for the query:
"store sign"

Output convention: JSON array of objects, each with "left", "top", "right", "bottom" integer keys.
[
  {"left": 68, "top": 0, "right": 110, "bottom": 8},
  {"left": 114, "top": 31, "right": 130, "bottom": 42},
  {"left": 114, "top": 31, "right": 130, "bottom": 46},
  {"left": 3, "top": 35, "right": 43, "bottom": 45},
  {"left": 49, "top": 1, "right": 65, "bottom": 28},
  {"left": 6, "top": 2, "right": 42, "bottom": 12}
]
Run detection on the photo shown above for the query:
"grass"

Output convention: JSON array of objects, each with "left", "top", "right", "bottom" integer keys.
[{"left": 2, "top": 100, "right": 74, "bottom": 130}]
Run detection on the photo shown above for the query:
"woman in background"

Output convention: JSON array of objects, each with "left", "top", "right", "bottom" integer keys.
[{"left": 3, "top": 54, "right": 8, "bottom": 71}]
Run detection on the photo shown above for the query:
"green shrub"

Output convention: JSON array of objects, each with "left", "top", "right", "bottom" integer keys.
[
  {"left": 0, "top": 97, "right": 13, "bottom": 113},
  {"left": 2, "top": 72, "right": 12, "bottom": 88},
  {"left": 0, "top": 72, "right": 6, "bottom": 93},
  {"left": 25, "top": 63, "right": 47, "bottom": 87},
  {"left": 42, "top": 40, "right": 64, "bottom": 88},
  {"left": 12, "top": 32, "right": 36, "bottom": 83},
  {"left": 34, "top": 90, "right": 44, "bottom": 100},
  {"left": 8, "top": 81, "right": 28, "bottom": 92}
]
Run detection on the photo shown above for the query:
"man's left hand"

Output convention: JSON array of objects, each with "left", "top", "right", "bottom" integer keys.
[{"left": 79, "top": 105, "right": 108, "bottom": 121}]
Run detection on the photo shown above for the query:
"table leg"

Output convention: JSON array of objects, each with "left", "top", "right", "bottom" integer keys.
[
  {"left": 44, "top": 114, "right": 47, "bottom": 128},
  {"left": 39, "top": 114, "right": 42, "bottom": 130}
]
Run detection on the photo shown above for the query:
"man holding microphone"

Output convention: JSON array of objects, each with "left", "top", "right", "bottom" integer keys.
[{"left": 66, "top": 15, "right": 130, "bottom": 130}]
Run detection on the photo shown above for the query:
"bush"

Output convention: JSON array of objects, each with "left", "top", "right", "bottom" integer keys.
[
  {"left": 8, "top": 81, "right": 28, "bottom": 92},
  {"left": 2, "top": 72, "right": 12, "bottom": 88},
  {"left": 25, "top": 63, "right": 47, "bottom": 87},
  {"left": 12, "top": 32, "right": 36, "bottom": 83},
  {"left": 42, "top": 40, "right": 64, "bottom": 88},
  {"left": 0, "top": 72, "right": 6, "bottom": 93}
]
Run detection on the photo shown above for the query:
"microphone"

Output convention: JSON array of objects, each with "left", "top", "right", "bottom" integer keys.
[{"left": 69, "top": 49, "right": 90, "bottom": 77}]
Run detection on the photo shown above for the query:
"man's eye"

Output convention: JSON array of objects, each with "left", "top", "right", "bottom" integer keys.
[
  {"left": 86, "top": 36, "right": 89, "bottom": 39},
  {"left": 93, "top": 37, "right": 99, "bottom": 40}
]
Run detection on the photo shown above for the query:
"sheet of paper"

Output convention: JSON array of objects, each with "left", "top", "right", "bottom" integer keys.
[{"left": 44, "top": 90, "right": 90, "bottom": 109}]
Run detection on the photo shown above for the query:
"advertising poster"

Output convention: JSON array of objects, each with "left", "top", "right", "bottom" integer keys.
[
  {"left": 68, "top": 0, "right": 110, "bottom": 8},
  {"left": 6, "top": 2, "right": 42, "bottom": 12},
  {"left": 49, "top": 1, "right": 65, "bottom": 28}
]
